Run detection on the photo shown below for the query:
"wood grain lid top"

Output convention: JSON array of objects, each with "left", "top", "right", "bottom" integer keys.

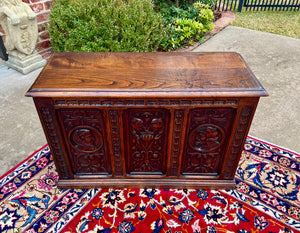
[{"left": 26, "top": 52, "right": 268, "bottom": 98}]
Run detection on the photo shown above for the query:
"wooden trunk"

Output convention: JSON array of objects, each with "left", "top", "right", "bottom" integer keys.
[{"left": 26, "top": 52, "right": 268, "bottom": 189}]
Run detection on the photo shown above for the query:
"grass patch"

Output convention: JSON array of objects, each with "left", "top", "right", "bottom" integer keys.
[{"left": 231, "top": 11, "right": 300, "bottom": 39}]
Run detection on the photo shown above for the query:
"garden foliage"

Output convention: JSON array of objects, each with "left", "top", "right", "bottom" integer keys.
[
  {"left": 166, "top": 0, "right": 216, "bottom": 8},
  {"left": 156, "top": 1, "right": 214, "bottom": 50},
  {"left": 48, "top": 0, "right": 215, "bottom": 52},
  {"left": 48, "top": 0, "right": 167, "bottom": 52}
]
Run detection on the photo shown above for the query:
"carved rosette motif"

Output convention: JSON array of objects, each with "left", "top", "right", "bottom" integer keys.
[
  {"left": 38, "top": 106, "right": 72, "bottom": 179},
  {"left": 125, "top": 109, "right": 169, "bottom": 174},
  {"left": 182, "top": 108, "right": 235, "bottom": 175},
  {"left": 59, "top": 109, "right": 111, "bottom": 175}
]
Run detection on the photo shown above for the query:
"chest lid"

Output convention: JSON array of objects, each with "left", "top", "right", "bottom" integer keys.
[{"left": 26, "top": 52, "right": 267, "bottom": 98}]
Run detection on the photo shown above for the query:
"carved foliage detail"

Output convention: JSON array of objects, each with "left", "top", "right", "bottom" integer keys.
[
  {"left": 125, "top": 110, "right": 169, "bottom": 174},
  {"left": 182, "top": 108, "right": 235, "bottom": 174},
  {"left": 59, "top": 109, "right": 110, "bottom": 175}
]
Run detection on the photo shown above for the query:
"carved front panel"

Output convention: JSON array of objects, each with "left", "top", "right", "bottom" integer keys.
[
  {"left": 182, "top": 108, "right": 235, "bottom": 175},
  {"left": 58, "top": 109, "right": 111, "bottom": 175},
  {"left": 124, "top": 109, "right": 169, "bottom": 175}
]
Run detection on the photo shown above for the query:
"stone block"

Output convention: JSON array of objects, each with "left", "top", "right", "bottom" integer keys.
[{"left": 5, "top": 51, "right": 46, "bottom": 74}]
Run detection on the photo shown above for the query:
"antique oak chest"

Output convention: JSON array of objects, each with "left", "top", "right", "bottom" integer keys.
[{"left": 26, "top": 52, "right": 267, "bottom": 189}]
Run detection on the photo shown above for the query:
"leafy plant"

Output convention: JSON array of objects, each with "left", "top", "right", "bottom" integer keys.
[
  {"left": 48, "top": 0, "right": 167, "bottom": 52},
  {"left": 196, "top": 0, "right": 217, "bottom": 8},
  {"left": 158, "top": 1, "right": 214, "bottom": 50}
]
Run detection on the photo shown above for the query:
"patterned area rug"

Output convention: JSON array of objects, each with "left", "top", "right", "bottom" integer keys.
[{"left": 0, "top": 136, "right": 299, "bottom": 233}]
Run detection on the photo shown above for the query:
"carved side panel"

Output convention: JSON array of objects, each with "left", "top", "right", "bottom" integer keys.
[
  {"left": 124, "top": 109, "right": 169, "bottom": 175},
  {"left": 58, "top": 109, "right": 111, "bottom": 175},
  {"left": 37, "top": 104, "right": 72, "bottom": 179},
  {"left": 222, "top": 105, "right": 254, "bottom": 179},
  {"left": 182, "top": 108, "right": 235, "bottom": 175}
]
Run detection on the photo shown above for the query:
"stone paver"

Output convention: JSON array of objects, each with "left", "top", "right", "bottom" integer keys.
[{"left": 0, "top": 65, "right": 46, "bottom": 176}]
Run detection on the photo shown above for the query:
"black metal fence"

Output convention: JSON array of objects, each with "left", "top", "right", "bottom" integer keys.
[{"left": 214, "top": 0, "right": 300, "bottom": 12}]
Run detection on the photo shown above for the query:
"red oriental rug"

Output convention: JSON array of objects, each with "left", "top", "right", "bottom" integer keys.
[{"left": 0, "top": 136, "right": 299, "bottom": 233}]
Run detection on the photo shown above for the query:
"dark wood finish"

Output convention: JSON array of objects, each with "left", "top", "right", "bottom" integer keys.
[
  {"left": 26, "top": 52, "right": 267, "bottom": 189},
  {"left": 124, "top": 109, "right": 169, "bottom": 175},
  {"left": 182, "top": 107, "right": 235, "bottom": 175}
]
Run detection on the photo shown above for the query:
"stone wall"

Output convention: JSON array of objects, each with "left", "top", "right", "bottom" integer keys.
[{"left": 0, "top": 0, "right": 53, "bottom": 59}]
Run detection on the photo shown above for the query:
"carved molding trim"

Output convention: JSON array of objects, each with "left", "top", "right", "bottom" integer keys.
[
  {"left": 223, "top": 105, "right": 253, "bottom": 178},
  {"left": 169, "top": 110, "right": 184, "bottom": 176},
  {"left": 39, "top": 106, "right": 71, "bottom": 179},
  {"left": 54, "top": 99, "right": 238, "bottom": 107},
  {"left": 108, "top": 110, "right": 123, "bottom": 176}
]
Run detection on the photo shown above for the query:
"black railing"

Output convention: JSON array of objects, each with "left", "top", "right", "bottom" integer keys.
[{"left": 214, "top": 0, "right": 300, "bottom": 12}]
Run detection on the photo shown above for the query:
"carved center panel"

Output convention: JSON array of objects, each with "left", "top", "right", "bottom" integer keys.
[
  {"left": 124, "top": 109, "right": 169, "bottom": 175},
  {"left": 189, "top": 124, "right": 224, "bottom": 152}
]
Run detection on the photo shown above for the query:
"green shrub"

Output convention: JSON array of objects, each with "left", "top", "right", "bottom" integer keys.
[
  {"left": 196, "top": 0, "right": 217, "bottom": 8},
  {"left": 164, "top": 0, "right": 199, "bottom": 8},
  {"left": 154, "top": 0, "right": 216, "bottom": 11},
  {"left": 167, "top": 18, "right": 205, "bottom": 48},
  {"left": 48, "top": 0, "right": 167, "bottom": 52},
  {"left": 159, "top": 2, "right": 214, "bottom": 50},
  {"left": 193, "top": 3, "right": 215, "bottom": 28}
]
